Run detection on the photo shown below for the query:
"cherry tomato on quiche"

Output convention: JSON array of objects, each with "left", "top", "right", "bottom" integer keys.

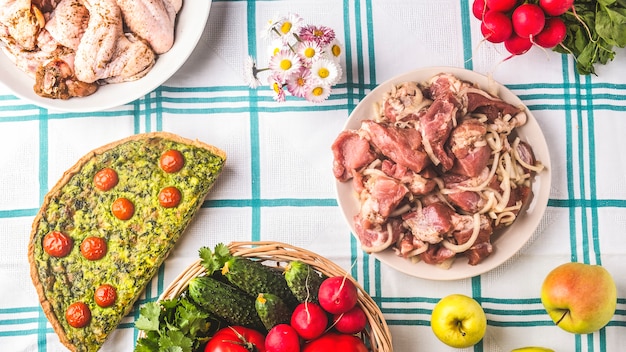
[
  {"left": 204, "top": 326, "right": 266, "bottom": 352},
  {"left": 66, "top": 302, "right": 91, "bottom": 328},
  {"left": 111, "top": 197, "right": 134, "bottom": 220},
  {"left": 94, "top": 284, "right": 117, "bottom": 307},
  {"left": 158, "top": 186, "right": 182, "bottom": 208},
  {"left": 159, "top": 149, "right": 185, "bottom": 173},
  {"left": 80, "top": 236, "right": 107, "bottom": 260},
  {"left": 93, "top": 167, "right": 119, "bottom": 191},
  {"left": 43, "top": 231, "right": 73, "bottom": 257}
]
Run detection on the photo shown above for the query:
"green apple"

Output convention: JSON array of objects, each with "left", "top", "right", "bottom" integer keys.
[
  {"left": 430, "top": 294, "right": 487, "bottom": 348},
  {"left": 541, "top": 262, "right": 617, "bottom": 334},
  {"left": 511, "top": 347, "right": 554, "bottom": 352}
]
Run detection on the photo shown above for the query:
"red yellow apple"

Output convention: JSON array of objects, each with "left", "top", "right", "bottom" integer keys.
[
  {"left": 430, "top": 294, "right": 487, "bottom": 348},
  {"left": 541, "top": 262, "right": 617, "bottom": 334}
]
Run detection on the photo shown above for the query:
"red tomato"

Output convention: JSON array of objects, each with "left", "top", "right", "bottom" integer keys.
[
  {"left": 94, "top": 284, "right": 117, "bottom": 307},
  {"left": 80, "top": 236, "right": 107, "bottom": 260},
  {"left": 111, "top": 197, "right": 134, "bottom": 220},
  {"left": 160, "top": 149, "right": 185, "bottom": 173},
  {"left": 204, "top": 326, "right": 266, "bottom": 352},
  {"left": 43, "top": 231, "right": 73, "bottom": 257},
  {"left": 302, "top": 333, "right": 367, "bottom": 352},
  {"left": 93, "top": 168, "right": 119, "bottom": 191},
  {"left": 66, "top": 302, "right": 91, "bottom": 328},
  {"left": 158, "top": 186, "right": 182, "bottom": 208}
]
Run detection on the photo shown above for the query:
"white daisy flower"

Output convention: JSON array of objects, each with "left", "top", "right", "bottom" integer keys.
[
  {"left": 268, "top": 74, "right": 286, "bottom": 102},
  {"left": 267, "top": 38, "right": 286, "bottom": 58},
  {"left": 305, "top": 83, "right": 332, "bottom": 103},
  {"left": 310, "top": 58, "right": 342, "bottom": 86},
  {"left": 269, "top": 49, "right": 302, "bottom": 80},
  {"left": 243, "top": 56, "right": 262, "bottom": 89},
  {"left": 264, "top": 13, "right": 304, "bottom": 43},
  {"left": 286, "top": 67, "right": 312, "bottom": 98},
  {"left": 296, "top": 40, "right": 322, "bottom": 67},
  {"left": 324, "top": 38, "right": 343, "bottom": 62},
  {"left": 276, "top": 13, "right": 304, "bottom": 40},
  {"left": 260, "top": 14, "right": 284, "bottom": 40}
]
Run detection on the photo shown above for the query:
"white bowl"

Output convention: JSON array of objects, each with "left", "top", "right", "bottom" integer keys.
[
  {"left": 0, "top": 0, "right": 212, "bottom": 112},
  {"left": 335, "top": 66, "right": 551, "bottom": 280}
]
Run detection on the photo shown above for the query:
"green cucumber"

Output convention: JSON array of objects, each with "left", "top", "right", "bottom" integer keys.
[
  {"left": 255, "top": 293, "right": 292, "bottom": 330},
  {"left": 188, "top": 276, "right": 265, "bottom": 332},
  {"left": 284, "top": 260, "right": 325, "bottom": 303},
  {"left": 222, "top": 258, "right": 299, "bottom": 309},
  {"left": 199, "top": 244, "right": 299, "bottom": 308}
]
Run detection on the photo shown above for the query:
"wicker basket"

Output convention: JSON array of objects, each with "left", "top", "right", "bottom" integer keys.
[{"left": 151, "top": 241, "right": 393, "bottom": 352}]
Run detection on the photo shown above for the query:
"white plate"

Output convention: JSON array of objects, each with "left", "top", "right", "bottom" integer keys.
[
  {"left": 335, "top": 66, "right": 551, "bottom": 281},
  {"left": 0, "top": 0, "right": 212, "bottom": 112}
]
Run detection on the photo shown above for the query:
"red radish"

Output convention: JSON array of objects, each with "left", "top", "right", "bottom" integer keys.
[
  {"left": 504, "top": 33, "right": 533, "bottom": 56},
  {"left": 318, "top": 276, "right": 358, "bottom": 314},
  {"left": 480, "top": 11, "right": 513, "bottom": 43},
  {"left": 472, "top": 0, "right": 488, "bottom": 20},
  {"left": 486, "top": 0, "right": 517, "bottom": 12},
  {"left": 265, "top": 324, "right": 301, "bottom": 352},
  {"left": 332, "top": 305, "right": 368, "bottom": 334},
  {"left": 290, "top": 302, "right": 328, "bottom": 340},
  {"left": 511, "top": 3, "right": 546, "bottom": 38},
  {"left": 539, "top": 0, "right": 574, "bottom": 16},
  {"left": 534, "top": 17, "right": 567, "bottom": 48}
]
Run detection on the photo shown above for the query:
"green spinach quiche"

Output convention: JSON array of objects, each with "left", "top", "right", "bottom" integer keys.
[{"left": 28, "top": 132, "right": 226, "bottom": 352}]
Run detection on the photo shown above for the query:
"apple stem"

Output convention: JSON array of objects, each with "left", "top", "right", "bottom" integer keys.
[
  {"left": 457, "top": 321, "right": 466, "bottom": 337},
  {"left": 555, "top": 310, "right": 569, "bottom": 326}
]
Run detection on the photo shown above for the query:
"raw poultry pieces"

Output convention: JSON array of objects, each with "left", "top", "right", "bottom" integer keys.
[{"left": 0, "top": 0, "right": 181, "bottom": 99}]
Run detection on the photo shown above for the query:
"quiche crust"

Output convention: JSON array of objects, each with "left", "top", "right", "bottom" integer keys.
[{"left": 28, "top": 132, "right": 226, "bottom": 352}]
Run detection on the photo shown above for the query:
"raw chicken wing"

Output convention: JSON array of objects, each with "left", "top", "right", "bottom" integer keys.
[
  {"left": 75, "top": 0, "right": 155, "bottom": 83},
  {"left": 116, "top": 0, "right": 179, "bottom": 54}
]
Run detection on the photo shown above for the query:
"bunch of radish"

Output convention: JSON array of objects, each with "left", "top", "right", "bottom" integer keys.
[
  {"left": 473, "top": 0, "right": 574, "bottom": 56},
  {"left": 265, "top": 276, "right": 369, "bottom": 352}
]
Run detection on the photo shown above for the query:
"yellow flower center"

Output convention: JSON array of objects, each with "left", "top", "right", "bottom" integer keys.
[
  {"left": 272, "top": 82, "right": 281, "bottom": 93},
  {"left": 304, "top": 47, "right": 316, "bottom": 58},
  {"left": 331, "top": 44, "right": 341, "bottom": 57},
  {"left": 312, "top": 87, "right": 324, "bottom": 96},
  {"left": 297, "top": 77, "right": 306, "bottom": 86},
  {"left": 318, "top": 68, "right": 330, "bottom": 79},
  {"left": 280, "top": 59, "right": 292, "bottom": 71},
  {"left": 280, "top": 22, "right": 292, "bottom": 34},
  {"left": 273, "top": 47, "right": 280, "bottom": 56},
  {"left": 314, "top": 29, "right": 324, "bottom": 38}
]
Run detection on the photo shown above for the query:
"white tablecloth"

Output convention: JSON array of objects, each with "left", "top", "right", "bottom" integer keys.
[{"left": 1, "top": 1, "right": 625, "bottom": 351}]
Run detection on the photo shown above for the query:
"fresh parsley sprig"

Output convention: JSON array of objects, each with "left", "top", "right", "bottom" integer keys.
[
  {"left": 134, "top": 296, "right": 213, "bottom": 352},
  {"left": 198, "top": 243, "right": 231, "bottom": 275}
]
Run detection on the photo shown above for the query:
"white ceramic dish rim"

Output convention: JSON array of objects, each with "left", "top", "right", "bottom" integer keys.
[
  {"left": 334, "top": 66, "right": 552, "bottom": 281},
  {"left": 0, "top": 0, "right": 212, "bottom": 113}
]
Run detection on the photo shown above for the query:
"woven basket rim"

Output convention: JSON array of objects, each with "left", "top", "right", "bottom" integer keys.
[{"left": 146, "top": 241, "right": 393, "bottom": 352}]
